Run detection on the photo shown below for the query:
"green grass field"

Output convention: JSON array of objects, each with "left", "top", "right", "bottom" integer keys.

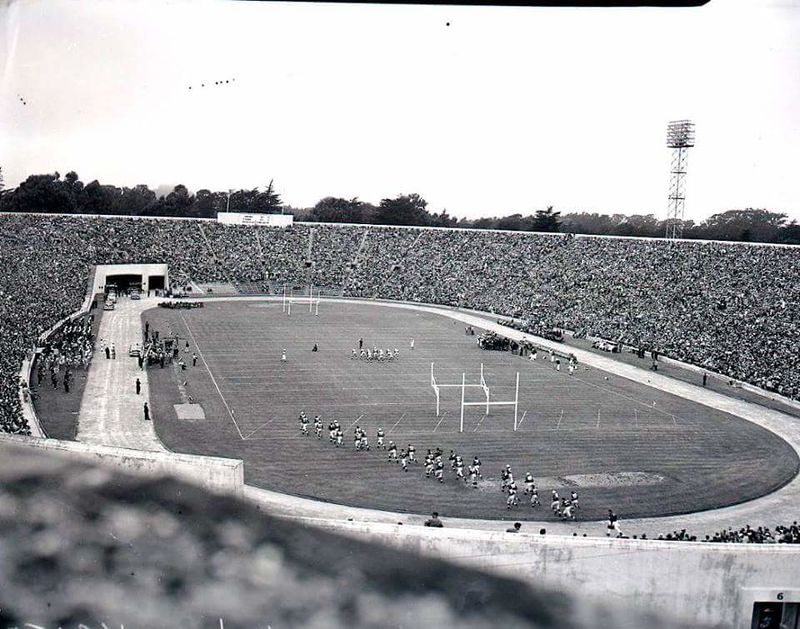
[{"left": 146, "top": 300, "right": 799, "bottom": 521}]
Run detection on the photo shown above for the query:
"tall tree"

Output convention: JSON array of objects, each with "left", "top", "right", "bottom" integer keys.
[
  {"left": 4, "top": 173, "right": 76, "bottom": 214},
  {"left": 163, "top": 184, "right": 194, "bottom": 216},
  {"left": 374, "top": 193, "right": 431, "bottom": 226},
  {"left": 308, "top": 197, "right": 366, "bottom": 223},
  {"left": 698, "top": 209, "right": 787, "bottom": 242},
  {"left": 256, "top": 179, "right": 282, "bottom": 212},
  {"left": 532, "top": 206, "right": 561, "bottom": 232}
]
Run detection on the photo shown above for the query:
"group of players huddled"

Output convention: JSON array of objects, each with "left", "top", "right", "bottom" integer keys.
[{"left": 297, "top": 411, "right": 582, "bottom": 519}]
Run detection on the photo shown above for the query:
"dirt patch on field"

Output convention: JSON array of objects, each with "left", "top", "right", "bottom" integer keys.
[
  {"left": 561, "top": 472, "right": 666, "bottom": 488},
  {"left": 475, "top": 473, "right": 664, "bottom": 492}
]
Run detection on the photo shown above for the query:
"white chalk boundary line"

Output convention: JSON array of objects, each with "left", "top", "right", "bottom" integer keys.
[{"left": 180, "top": 311, "right": 245, "bottom": 440}]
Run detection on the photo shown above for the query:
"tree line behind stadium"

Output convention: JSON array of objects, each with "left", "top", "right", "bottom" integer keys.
[
  {"left": 1, "top": 169, "right": 799, "bottom": 244},
  {"left": 1, "top": 212, "right": 798, "bottom": 438}
]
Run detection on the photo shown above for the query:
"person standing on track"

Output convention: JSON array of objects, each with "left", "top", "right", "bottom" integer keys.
[
  {"left": 607, "top": 510, "right": 622, "bottom": 537},
  {"left": 135, "top": 378, "right": 141, "bottom": 395},
  {"left": 143, "top": 402, "right": 150, "bottom": 422}
]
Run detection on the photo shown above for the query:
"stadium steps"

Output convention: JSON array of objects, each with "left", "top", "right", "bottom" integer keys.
[
  {"left": 341, "top": 229, "right": 371, "bottom": 296},
  {"left": 197, "top": 222, "right": 234, "bottom": 284}
]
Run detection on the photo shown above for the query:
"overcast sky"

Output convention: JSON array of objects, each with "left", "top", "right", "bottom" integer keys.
[{"left": 1, "top": 0, "right": 798, "bottom": 221}]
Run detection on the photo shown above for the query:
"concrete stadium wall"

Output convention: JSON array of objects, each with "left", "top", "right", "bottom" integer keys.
[
  {"left": 302, "top": 518, "right": 800, "bottom": 629},
  {"left": 0, "top": 434, "right": 244, "bottom": 498},
  {"left": 92, "top": 263, "right": 169, "bottom": 295}
]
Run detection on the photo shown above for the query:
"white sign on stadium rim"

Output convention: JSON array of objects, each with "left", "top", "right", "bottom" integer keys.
[{"left": 217, "top": 212, "right": 293, "bottom": 227}]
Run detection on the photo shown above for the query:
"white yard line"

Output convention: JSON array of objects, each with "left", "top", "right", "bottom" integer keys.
[
  {"left": 243, "top": 417, "right": 276, "bottom": 440},
  {"left": 432, "top": 411, "right": 448, "bottom": 433},
  {"left": 516, "top": 409, "right": 529, "bottom": 429},
  {"left": 345, "top": 414, "right": 365, "bottom": 432},
  {"left": 387, "top": 412, "right": 407, "bottom": 434},
  {"left": 472, "top": 413, "right": 488, "bottom": 432},
  {"left": 556, "top": 409, "right": 564, "bottom": 429}
]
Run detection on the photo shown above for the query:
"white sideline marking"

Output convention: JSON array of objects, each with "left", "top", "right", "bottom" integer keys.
[
  {"left": 180, "top": 312, "right": 245, "bottom": 440},
  {"left": 433, "top": 411, "right": 448, "bottom": 433},
  {"left": 387, "top": 412, "right": 406, "bottom": 434},
  {"left": 573, "top": 374, "right": 689, "bottom": 423}
]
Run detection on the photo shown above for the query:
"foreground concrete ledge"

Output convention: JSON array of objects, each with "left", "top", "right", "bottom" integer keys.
[
  {"left": 0, "top": 440, "right": 697, "bottom": 629},
  {"left": 0, "top": 433, "right": 244, "bottom": 498},
  {"left": 296, "top": 516, "right": 800, "bottom": 629},
  {"left": 292, "top": 516, "right": 800, "bottom": 554}
]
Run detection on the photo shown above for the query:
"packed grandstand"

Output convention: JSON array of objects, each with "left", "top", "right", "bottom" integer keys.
[{"left": 1, "top": 213, "right": 799, "bottom": 442}]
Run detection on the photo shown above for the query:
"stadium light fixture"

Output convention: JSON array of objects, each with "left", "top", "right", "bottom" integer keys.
[{"left": 665, "top": 120, "right": 695, "bottom": 239}]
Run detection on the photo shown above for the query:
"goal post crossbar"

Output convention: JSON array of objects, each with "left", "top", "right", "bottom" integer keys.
[
  {"left": 460, "top": 371, "right": 520, "bottom": 432},
  {"left": 463, "top": 401, "right": 516, "bottom": 406},
  {"left": 431, "top": 362, "right": 489, "bottom": 416}
]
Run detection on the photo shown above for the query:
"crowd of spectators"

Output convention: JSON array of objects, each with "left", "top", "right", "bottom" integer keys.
[
  {"left": 345, "top": 228, "right": 800, "bottom": 401},
  {"left": 642, "top": 522, "right": 800, "bottom": 544},
  {"left": 1, "top": 214, "right": 799, "bottom": 438}
]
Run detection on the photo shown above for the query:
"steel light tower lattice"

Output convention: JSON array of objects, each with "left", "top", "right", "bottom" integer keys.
[{"left": 665, "top": 120, "right": 695, "bottom": 239}]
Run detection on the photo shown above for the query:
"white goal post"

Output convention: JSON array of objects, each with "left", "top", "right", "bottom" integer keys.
[
  {"left": 431, "top": 362, "right": 488, "bottom": 417},
  {"left": 282, "top": 284, "right": 320, "bottom": 316},
  {"left": 431, "top": 362, "right": 520, "bottom": 432},
  {"left": 461, "top": 371, "right": 520, "bottom": 433}
]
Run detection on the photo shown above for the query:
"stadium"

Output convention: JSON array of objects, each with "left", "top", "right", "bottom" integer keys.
[{"left": 1, "top": 211, "right": 799, "bottom": 627}]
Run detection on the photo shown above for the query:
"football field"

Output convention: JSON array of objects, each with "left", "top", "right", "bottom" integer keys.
[{"left": 145, "top": 299, "right": 799, "bottom": 521}]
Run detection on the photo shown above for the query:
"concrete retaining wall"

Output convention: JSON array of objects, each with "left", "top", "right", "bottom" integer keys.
[
  {"left": 302, "top": 518, "right": 800, "bottom": 629},
  {"left": 0, "top": 434, "right": 244, "bottom": 498}
]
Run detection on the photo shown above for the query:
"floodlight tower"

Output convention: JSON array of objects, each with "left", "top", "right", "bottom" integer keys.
[{"left": 665, "top": 120, "right": 695, "bottom": 239}]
